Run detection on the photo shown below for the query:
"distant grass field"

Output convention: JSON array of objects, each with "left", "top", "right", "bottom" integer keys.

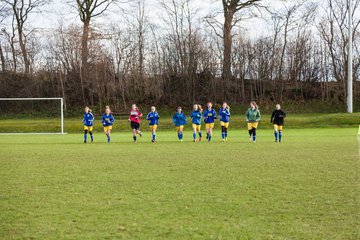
[
  {"left": 0, "top": 113, "right": 359, "bottom": 133},
  {"left": 0, "top": 128, "right": 359, "bottom": 239}
]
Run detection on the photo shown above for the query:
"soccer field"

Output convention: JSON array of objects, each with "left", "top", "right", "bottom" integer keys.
[{"left": 0, "top": 129, "right": 359, "bottom": 239}]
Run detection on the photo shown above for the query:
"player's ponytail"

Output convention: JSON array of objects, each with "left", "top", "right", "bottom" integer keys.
[{"left": 250, "top": 101, "right": 258, "bottom": 109}]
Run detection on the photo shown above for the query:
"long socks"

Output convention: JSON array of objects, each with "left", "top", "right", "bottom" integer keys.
[
  {"left": 106, "top": 133, "right": 110, "bottom": 143},
  {"left": 152, "top": 133, "right": 156, "bottom": 142},
  {"left": 274, "top": 131, "right": 278, "bottom": 142},
  {"left": 279, "top": 130, "right": 282, "bottom": 142},
  {"left": 252, "top": 128, "right": 256, "bottom": 142},
  {"left": 89, "top": 131, "right": 93, "bottom": 142},
  {"left": 84, "top": 130, "right": 88, "bottom": 143},
  {"left": 178, "top": 132, "right": 183, "bottom": 140},
  {"left": 221, "top": 126, "right": 225, "bottom": 140}
]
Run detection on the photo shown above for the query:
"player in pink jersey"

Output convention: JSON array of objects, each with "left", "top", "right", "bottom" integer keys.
[{"left": 128, "top": 103, "right": 143, "bottom": 142}]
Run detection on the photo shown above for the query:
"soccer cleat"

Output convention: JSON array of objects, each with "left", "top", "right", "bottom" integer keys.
[
  {"left": 139, "top": 133, "right": 142, "bottom": 137},
  {"left": 180, "top": 139, "right": 183, "bottom": 142},
  {"left": 193, "top": 139, "right": 196, "bottom": 142},
  {"left": 84, "top": 140, "right": 86, "bottom": 143},
  {"left": 152, "top": 139, "right": 156, "bottom": 143},
  {"left": 222, "top": 139, "right": 225, "bottom": 142},
  {"left": 199, "top": 137, "right": 202, "bottom": 142}
]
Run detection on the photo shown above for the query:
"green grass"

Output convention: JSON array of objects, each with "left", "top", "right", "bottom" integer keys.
[
  {"left": 0, "top": 112, "right": 359, "bottom": 133},
  {"left": 0, "top": 129, "right": 359, "bottom": 239}
]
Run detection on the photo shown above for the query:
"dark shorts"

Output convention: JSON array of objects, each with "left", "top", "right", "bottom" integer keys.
[{"left": 131, "top": 122, "right": 140, "bottom": 130}]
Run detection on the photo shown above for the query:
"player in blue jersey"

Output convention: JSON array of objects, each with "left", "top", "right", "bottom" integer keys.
[
  {"left": 101, "top": 106, "right": 115, "bottom": 143},
  {"left": 82, "top": 106, "right": 94, "bottom": 143},
  {"left": 190, "top": 104, "right": 203, "bottom": 142},
  {"left": 172, "top": 106, "right": 187, "bottom": 141},
  {"left": 203, "top": 102, "right": 217, "bottom": 142},
  {"left": 146, "top": 106, "right": 160, "bottom": 143},
  {"left": 218, "top": 102, "right": 230, "bottom": 141}
]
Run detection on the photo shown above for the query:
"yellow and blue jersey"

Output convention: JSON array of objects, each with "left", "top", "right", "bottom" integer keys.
[
  {"left": 203, "top": 109, "right": 217, "bottom": 123},
  {"left": 173, "top": 112, "right": 187, "bottom": 126},
  {"left": 83, "top": 112, "right": 94, "bottom": 126},
  {"left": 218, "top": 108, "right": 230, "bottom": 123},
  {"left": 146, "top": 111, "right": 160, "bottom": 126},
  {"left": 190, "top": 110, "right": 202, "bottom": 125},
  {"left": 102, "top": 114, "right": 114, "bottom": 127}
]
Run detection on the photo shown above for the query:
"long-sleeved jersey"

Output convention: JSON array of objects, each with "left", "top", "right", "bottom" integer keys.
[
  {"left": 245, "top": 108, "right": 261, "bottom": 122},
  {"left": 82, "top": 112, "right": 94, "bottom": 126},
  {"left": 203, "top": 109, "right": 217, "bottom": 123},
  {"left": 271, "top": 109, "right": 286, "bottom": 126},
  {"left": 218, "top": 108, "right": 230, "bottom": 123},
  {"left": 173, "top": 112, "right": 187, "bottom": 126},
  {"left": 129, "top": 109, "right": 143, "bottom": 124},
  {"left": 146, "top": 111, "right": 160, "bottom": 125},
  {"left": 190, "top": 110, "right": 202, "bottom": 125},
  {"left": 102, "top": 114, "right": 114, "bottom": 127}
]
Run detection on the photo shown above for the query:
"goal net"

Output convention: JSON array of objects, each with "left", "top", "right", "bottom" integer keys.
[{"left": 0, "top": 98, "right": 65, "bottom": 134}]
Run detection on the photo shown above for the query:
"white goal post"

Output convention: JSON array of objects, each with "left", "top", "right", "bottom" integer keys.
[{"left": 0, "top": 97, "right": 65, "bottom": 134}]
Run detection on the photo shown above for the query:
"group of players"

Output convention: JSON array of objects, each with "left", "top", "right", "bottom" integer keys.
[{"left": 82, "top": 101, "right": 286, "bottom": 143}]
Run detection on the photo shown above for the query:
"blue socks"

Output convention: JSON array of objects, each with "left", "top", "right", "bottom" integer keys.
[
  {"left": 178, "top": 133, "right": 183, "bottom": 140},
  {"left": 208, "top": 135, "right": 212, "bottom": 141},
  {"left": 107, "top": 134, "right": 110, "bottom": 143},
  {"left": 152, "top": 133, "right": 156, "bottom": 141},
  {"left": 222, "top": 132, "right": 225, "bottom": 139},
  {"left": 279, "top": 131, "right": 282, "bottom": 142},
  {"left": 193, "top": 133, "right": 196, "bottom": 140},
  {"left": 84, "top": 133, "right": 87, "bottom": 142},
  {"left": 253, "top": 135, "right": 256, "bottom": 142},
  {"left": 274, "top": 131, "right": 278, "bottom": 141}
]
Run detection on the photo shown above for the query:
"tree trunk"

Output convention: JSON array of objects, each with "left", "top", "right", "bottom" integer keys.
[
  {"left": 0, "top": 44, "right": 6, "bottom": 71},
  {"left": 222, "top": 10, "right": 234, "bottom": 101},
  {"left": 80, "top": 20, "right": 90, "bottom": 105}
]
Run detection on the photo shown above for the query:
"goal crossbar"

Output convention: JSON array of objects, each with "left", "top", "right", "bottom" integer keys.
[{"left": 0, "top": 97, "right": 65, "bottom": 135}]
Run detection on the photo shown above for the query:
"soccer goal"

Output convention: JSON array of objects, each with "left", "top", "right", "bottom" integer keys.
[{"left": 0, "top": 98, "right": 65, "bottom": 134}]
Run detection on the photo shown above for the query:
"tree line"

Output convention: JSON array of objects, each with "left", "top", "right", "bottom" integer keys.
[{"left": 0, "top": 0, "right": 359, "bottom": 113}]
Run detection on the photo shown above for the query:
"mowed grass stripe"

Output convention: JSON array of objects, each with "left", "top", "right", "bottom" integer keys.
[{"left": 0, "top": 129, "right": 359, "bottom": 239}]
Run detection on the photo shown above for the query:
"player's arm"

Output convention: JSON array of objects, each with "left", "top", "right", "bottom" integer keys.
[
  {"left": 270, "top": 111, "right": 275, "bottom": 123},
  {"left": 256, "top": 110, "right": 261, "bottom": 122},
  {"left": 245, "top": 109, "right": 249, "bottom": 121}
]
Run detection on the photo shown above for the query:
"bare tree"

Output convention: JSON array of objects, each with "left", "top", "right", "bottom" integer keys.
[
  {"left": 3, "top": 0, "right": 47, "bottom": 74},
  {"left": 221, "top": 0, "right": 261, "bottom": 100},
  {"left": 70, "top": 0, "right": 119, "bottom": 104}
]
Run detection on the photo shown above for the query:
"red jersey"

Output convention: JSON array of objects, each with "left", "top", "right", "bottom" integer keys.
[{"left": 129, "top": 109, "right": 143, "bottom": 123}]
